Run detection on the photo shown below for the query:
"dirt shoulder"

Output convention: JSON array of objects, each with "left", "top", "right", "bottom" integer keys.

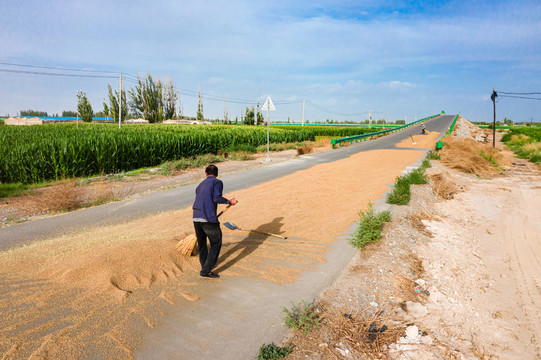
[{"left": 283, "top": 125, "right": 541, "bottom": 359}]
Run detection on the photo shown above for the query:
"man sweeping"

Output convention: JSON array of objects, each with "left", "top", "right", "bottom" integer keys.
[{"left": 193, "top": 164, "right": 237, "bottom": 279}]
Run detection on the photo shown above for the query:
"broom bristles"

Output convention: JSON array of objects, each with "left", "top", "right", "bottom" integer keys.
[{"left": 176, "top": 234, "right": 198, "bottom": 256}]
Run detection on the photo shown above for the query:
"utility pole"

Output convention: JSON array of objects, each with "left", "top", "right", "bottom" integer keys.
[
  {"left": 531, "top": 116, "right": 533, "bottom": 128},
  {"left": 369, "top": 110, "right": 373, "bottom": 128},
  {"left": 491, "top": 88, "right": 497, "bottom": 148},
  {"left": 119, "top": 73, "right": 122, "bottom": 129},
  {"left": 302, "top": 99, "right": 305, "bottom": 126},
  {"left": 383, "top": 112, "right": 385, "bottom": 124},
  {"left": 224, "top": 96, "right": 227, "bottom": 124}
]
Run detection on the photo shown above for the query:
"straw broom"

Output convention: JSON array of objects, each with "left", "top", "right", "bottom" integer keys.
[{"left": 176, "top": 204, "right": 232, "bottom": 256}]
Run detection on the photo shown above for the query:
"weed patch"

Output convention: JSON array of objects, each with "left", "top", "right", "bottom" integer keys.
[
  {"left": 386, "top": 167, "right": 428, "bottom": 205},
  {"left": 282, "top": 301, "right": 321, "bottom": 334},
  {"left": 349, "top": 202, "right": 391, "bottom": 249},
  {"left": 257, "top": 343, "right": 292, "bottom": 360},
  {"left": 296, "top": 143, "right": 313, "bottom": 155},
  {"left": 426, "top": 150, "right": 441, "bottom": 160},
  {"left": 0, "top": 183, "right": 31, "bottom": 198},
  {"left": 160, "top": 154, "right": 224, "bottom": 174}
]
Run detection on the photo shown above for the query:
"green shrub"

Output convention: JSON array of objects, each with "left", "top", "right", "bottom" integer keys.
[
  {"left": 282, "top": 301, "right": 321, "bottom": 334},
  {"left": 426, "top": 150, "right": 441, "bottom": 160},
  {"left": 422, "top": 159, "right": 431, "bottom": 168},
  {"left": 257, "top": 343, "right": 292, "bottom": 360},
  {"left": 386, "top": 167, "right": 427, "bottom": 205},
  {"left": 0, "top": 183, "right": 31, "bottom": 198},
  {"left": 226, "top": 143, "right": 257, "bottom": 153},
  {"left": 349, "top": 202, "right": 391, "bottom": 249},
  {"left": 408, "top": 167, "right": 429, "bottom": 184}
]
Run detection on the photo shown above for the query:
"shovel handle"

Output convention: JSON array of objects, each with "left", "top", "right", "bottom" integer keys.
[{"left": 250, "top": 230, "right": 288, "bottom": 239}]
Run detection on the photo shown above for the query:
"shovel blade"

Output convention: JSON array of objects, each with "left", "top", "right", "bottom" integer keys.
[{"left": 223, "top": 222, "right": 238, "bottom": 230}]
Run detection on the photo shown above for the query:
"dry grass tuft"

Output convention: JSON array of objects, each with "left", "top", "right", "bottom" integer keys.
[
  {"left": 38, "top": 182, "right": 83, "bottom": 211},
  {"left": 297, "top": 143, "right": 314, "bottom": 155},
  {"left": 409, "top": 210, "right": 436, "bottom": 237},
  {"left": 286, "top": 303, "right": 403, "bottom": 359},
  {"left": 430, "top": 173, "right": 459, "bottom": 200},
  {"left": 439, "top": 137, "right": 506, "bottom": 176}
]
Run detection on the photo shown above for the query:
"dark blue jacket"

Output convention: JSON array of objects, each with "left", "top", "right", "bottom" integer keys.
[{"left": 192, "top": 176, "right": 230, "bottom": 223}]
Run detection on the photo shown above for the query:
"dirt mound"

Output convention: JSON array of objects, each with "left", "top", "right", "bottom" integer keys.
[
  {"left": 440, "top": 137, "right": 506, "bottom": 176},
  {"left": 452, "top": 116, "right": 489, "bottom": 142}
]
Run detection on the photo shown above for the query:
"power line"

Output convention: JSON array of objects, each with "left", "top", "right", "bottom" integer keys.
[
  {"left": 1, "top": 61, "right": 381, "bottom": 117},
  {"left": 499, "top": 91, "right": 541, "bottom": 95},
  {"left": 0, "top": 68, "right": 118, "bottom": 79},
  {"left": 499, "top": 94, "right": 541, "bottom": 101},
  {"left": 305, "top": 100, "right": 372, "bottom": 117},
  {"left": 0, "top": 61, "right": 124, "bottom": 75}
]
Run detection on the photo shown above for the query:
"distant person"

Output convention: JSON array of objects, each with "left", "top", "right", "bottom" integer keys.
[
  {"left": 192, "top": 164, "right": 237, "bottom": 279},
  {"left": 421, "top": 123, "right": 427, "bottom": 135}
]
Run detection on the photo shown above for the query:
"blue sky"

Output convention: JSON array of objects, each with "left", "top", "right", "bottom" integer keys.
[{"left": 1, "top": 0, "right": 540, "bottom": 123}]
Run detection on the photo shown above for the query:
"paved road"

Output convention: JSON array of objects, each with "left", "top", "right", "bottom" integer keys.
[{"left": 0, "top": 115, "right": 453, "bottom": 252}]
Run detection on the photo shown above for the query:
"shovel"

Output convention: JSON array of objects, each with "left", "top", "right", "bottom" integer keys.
[{"left": 223, "top": 221, "right": 288, "bottom": 239}]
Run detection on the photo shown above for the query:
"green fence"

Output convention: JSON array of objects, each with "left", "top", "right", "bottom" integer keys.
[
  {"left": 270, "top": 123, "right": 402, "bottom": 128},
  {"left": 446, "top": 113, "right": 460, "bottom": 135},
  {"left": 330, "top": 114, "right": 440, "bottom": 148}
]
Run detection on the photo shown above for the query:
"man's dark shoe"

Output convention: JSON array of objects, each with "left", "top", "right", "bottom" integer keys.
[{"left": 200, "top": 272, "right": 220, "bottom": 279}]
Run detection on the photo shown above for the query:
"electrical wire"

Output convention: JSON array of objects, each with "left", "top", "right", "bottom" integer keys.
[
  {"left": 499, "top": 94, "right": 541, "bottom": 101},
  {"left": 498, "top": 91, "right": 541, "bottom": 95},
  {"left": 0, "top": 61, "right": 124, "bottom": 75},
  {"left": 0, "top": 68, "right": 118, "bottom": 79},
  {"left": 1, "top": 61, "right": 381, "bottom": 116}
]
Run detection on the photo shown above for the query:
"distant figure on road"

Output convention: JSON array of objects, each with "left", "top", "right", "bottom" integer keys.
[
  {"left": 421, "top": 123, "right": 427, "bottom": 135},
  {"left": 192, "top": 164, "right": 237, "bottom": 279}
]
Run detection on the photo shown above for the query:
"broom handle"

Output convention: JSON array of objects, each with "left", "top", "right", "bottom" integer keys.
[{"left": 217, "top": 203, "right": 233, "bottom": 218}]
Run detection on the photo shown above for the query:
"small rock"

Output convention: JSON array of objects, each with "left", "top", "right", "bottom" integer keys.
[
  {"left": 405, "top": 325, "right": 421, "bottom": 342},
  {"left": 404, "top": 301, "right": 428, "bottom": 318},
  {"left": 420, "top": 335, "right": 433, "bottom": 345},
  {"left": 370, "top": 301, "right": 379, "bottom": 307}
]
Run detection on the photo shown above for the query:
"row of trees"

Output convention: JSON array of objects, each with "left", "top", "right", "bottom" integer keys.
[{"left": 73, "top": 74, "right": 180, "bottom": 123}]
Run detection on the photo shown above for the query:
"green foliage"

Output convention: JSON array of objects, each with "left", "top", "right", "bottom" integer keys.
[
  {"left": 163, "top": 80, "right": 177, "bottom": 120},
  {"left": 349, "top": 202, "right": 391, "bottom": 249},
  {"left": 256, "top": 102, "right": 264, "bottom": 125},
  {"left": 244, "top": 106, "right": 255, "bottom": 125},
  {"left": 227, "top": 143, "right": 258, "bottom": 153},
  {"left": 395, "top": 120, "right": 406, "bottom": 125},
  {"left": 20, "top": 110, "right": 48, "bottom": 117},
  {"left": 256, "top": 142, "right": 297, "bottom": 152},
  {"left": 502, "top": 128, "right": 541, "bottom": 164},
  {"left": 77, "top": 91, "right": 93, "bottom": 123},
  {"left": 0, "top": 119, "right": 4, "bottom": 126},
  {"left": 257, "top": 343, "right": 292, "bottom": 360},
  {"left": 426, "top": 150, "right": 441, "bottom": 160},
  {"left": 282, "top": 301, "right": 321, "bottom": 334},
  {"left": 197, "top": 87, "right": 204, "bottom": 121},
  {"left": 0, "top": 182, "right": 31, "bottom": 198},
  {"left": 129, "top": 74, "right": 164, "bottom": 123},
  {"left": 0, "top": 124, "right": 373, "bottom": 184},
  {"left": 422, "top": 159, "right": 431, "bottom": 168},
  {"left": 106, "top": 84, "right": 128, "bottom": 122},
  {"left": 160, "top": 154, "right": 224, "bottom": 174},
  {"left": 62, "top": 110, "right": 77, "bottom": 117},
  {"left": 386, "top": 167, "right": 428, "bottom": 205},
  {"left": 479, "top": 151, "right": 500, "bottom": 168}
]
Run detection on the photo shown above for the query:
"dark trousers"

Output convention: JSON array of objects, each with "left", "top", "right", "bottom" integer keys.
[{"left": 193, "top": 222, "right": 222, "bottom": 275}]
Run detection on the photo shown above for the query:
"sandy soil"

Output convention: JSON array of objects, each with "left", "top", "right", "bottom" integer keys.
[
  {"left": 284, "top": 121, "right": 541, "bottom": 359},
  {"left": 0, "top": 144, "right": 427, "bottom": 358}
]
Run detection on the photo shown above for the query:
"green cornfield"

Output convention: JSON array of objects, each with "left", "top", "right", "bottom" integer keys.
[{"left": 0, "top": 123, "right": 374, "bottom": 184}]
